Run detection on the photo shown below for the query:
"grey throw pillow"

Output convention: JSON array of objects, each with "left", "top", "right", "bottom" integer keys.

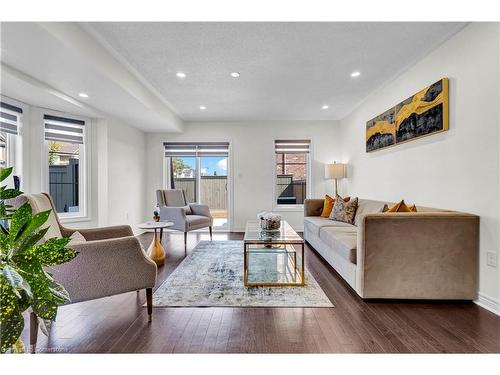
[
  {"left": 329, "top": 195, "right": 359, "bottom": 224},
  {"left": 68, "top": 231, "right": 87, "bottom": 245}
]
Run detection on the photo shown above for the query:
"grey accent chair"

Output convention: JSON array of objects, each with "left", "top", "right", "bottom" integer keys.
[
  {"left": 156, "top": 189, "right": 213, "bottom": 251},
  {"left": 18, "top": 193, "right": 157, "bottom": 353}
]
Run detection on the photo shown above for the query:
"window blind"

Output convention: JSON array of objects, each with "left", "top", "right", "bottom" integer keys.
[
  {"left": 164, "top": 142, "right": 230, "bottom": 157},
  {"left": 274, "top": 139, "right": 311, "bottom": 154},
  {"left": 44, "top": 114, "right": 85, "bottom": 144},
  {"left": 0, "top": 101, "right": 23, "bottom": 135}
]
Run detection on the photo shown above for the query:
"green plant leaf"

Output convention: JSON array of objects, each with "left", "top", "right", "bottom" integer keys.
[
  {"left": 0, "top": 186, "right": 22, "bottom": 200},
  {"left": 14, "top": 227, "right": 49, "bottom": 258},
  {"left": 34, "top": 238, "right": 77, "bottom": 266},
  {"left": 0, "top": 277, "right": 25, "bottom": 353},
  {"left": 1, "top": 265, "right": 29, "bottom": 298},
  {"left": 45, "top": 276, "right": 71, "bottom": 305},
  {"left": 10, "top": 338, "right": 26, "bottom": 353},
  {"left": 0, "top": 167, "right": 13, "bottom": 182},
  {"left": 37, "top": 317, "right": 51, "bottom": 337},
  {"left": 12, "top": 209, "right": 51, "bottom": 245},
  {"left": 8, "top": 202, "right": 32, "bottom": 242}
]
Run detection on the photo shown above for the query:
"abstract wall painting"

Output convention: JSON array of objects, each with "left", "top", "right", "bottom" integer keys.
[{"left": 366, "top": 78, "right": 449, "bottom": 152}]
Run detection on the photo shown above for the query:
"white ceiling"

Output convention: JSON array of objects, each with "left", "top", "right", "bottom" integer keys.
[
  {"left": 0, "top": 22, "right": 182, "bottom": 132},
  {"left": 1, "top": 22, "right": 467, "bottom": 130},
  {"left": 86, "top": 22, "right": 467, "bottom": 121}
]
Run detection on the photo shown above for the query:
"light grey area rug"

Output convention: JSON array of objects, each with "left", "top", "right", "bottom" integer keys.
[{"left": 151, "top": 240, "right": 333, "bottom": 307}]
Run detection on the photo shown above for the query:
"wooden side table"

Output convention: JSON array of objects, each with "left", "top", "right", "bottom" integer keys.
[{"left": 137, "top": 221, "right": 173, "bottom": 266}]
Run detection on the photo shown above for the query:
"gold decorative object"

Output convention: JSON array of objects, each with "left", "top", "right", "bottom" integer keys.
[{"left": 147, "top": 229, "right": 166, "bottom": 266}]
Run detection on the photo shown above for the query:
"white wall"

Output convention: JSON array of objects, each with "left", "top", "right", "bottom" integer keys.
[
  {"left": 106, "top": 118, "right": 146, "bottom": 232},
  {"left": 338, "top": 23, "right": 500, "bottom": 309},
  {"left": 145, "top": 121, "right": 340, "bottom": 231}
]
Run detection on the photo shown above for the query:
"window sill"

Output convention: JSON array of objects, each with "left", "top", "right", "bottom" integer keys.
[
  {"left": 272, "top": 205, "right": 304, "bottom": 212},
  {"left": 59, "top": 215, "right": 92, "bottom": 225}
]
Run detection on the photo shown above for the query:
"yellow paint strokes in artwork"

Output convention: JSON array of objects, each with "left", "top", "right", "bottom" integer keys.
[
  {"left": 395, "top": 90, "right": 444, "bottom": 130},
  {"left": 365, "top": 120, "right": 395, "bottom": 141}
]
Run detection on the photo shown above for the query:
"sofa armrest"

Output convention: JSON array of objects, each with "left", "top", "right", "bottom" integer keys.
[
  {"left": 189, "top": 203, "right": 212, "bottom": 218},
  {"left": 52, "top": 236, "right": 157, "bottom": 304},
  {"left": 356, "top": 212, "right": 479, "bottom": 300},
  {"left": 304, "top": 199, "right": 324, "bottom": 217},
  {"left": 61, "top": 225, "right": 134, "bottom": 241}
]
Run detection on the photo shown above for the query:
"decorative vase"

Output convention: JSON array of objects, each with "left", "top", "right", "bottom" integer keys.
[{"left": 257, "top": 211, "right": 281, "bottom": 231}]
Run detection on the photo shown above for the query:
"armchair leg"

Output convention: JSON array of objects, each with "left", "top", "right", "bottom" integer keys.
[
  {"left": 146, "top": 288, "right": 153, "bottom": 323},
  {"left": 30, "top": 311, "right": 39, "bottom": 354},
  {"left": 184, "top": 232, "right": 187, "bottom": 254},
  {"left": 209, "top": 226, "right": 213, "bottom": 241}
]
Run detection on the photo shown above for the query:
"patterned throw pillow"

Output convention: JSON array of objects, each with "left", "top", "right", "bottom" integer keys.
[
  {"left": 320, "top": 194, "right": 351, "bottom": 218},
  {"left": 329, "top": 195, "right": 359, "bottom": 224}
]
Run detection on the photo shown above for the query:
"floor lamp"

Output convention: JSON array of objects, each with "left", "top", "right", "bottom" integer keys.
[{"left": 325, "top": 162, "right": 346, "bottom": 196}]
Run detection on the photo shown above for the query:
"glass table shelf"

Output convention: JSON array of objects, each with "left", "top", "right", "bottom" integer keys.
[{"left": 243, "top": 221, "right": 305, "bottom": 286}]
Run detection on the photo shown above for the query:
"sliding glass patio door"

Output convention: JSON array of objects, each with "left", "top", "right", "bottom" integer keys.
[{"left": 165, "top": 142, "right": 230, "bottom": 230}]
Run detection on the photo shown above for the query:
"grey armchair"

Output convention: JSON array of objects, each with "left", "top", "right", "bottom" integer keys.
[
  {"left": 19, "top": 193, "right": 157, "bottom": 352},
  {"left": 156, "top": 189, "right": 213, "bottom": 251}
]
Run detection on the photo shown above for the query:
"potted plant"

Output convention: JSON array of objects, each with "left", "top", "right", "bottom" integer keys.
[{"left": 0, "top": 167, "right": 78, "bottom": 353}]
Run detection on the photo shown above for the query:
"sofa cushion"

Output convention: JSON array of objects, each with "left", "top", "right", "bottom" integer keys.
[
  {"left": 319, "top": 226, "right": 358, "bottom": 264},
  {"left": 185, "top": 214, "right": 211, "bottom": 228},
  {"left": 354, "top": 199, "right": 387, "bottom": 226},
  {"left": 304, "top": 216, "right": 355, "bottom": 237}
]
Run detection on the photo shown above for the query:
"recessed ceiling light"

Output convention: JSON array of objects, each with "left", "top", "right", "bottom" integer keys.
[
  {"left": 176, "top": 72, "right": 187, "bottom": 79},
  {"left": 350, "top": 71, "right": 361, "bottom": 78},
  {"left": 78, "top": 93, "right": 89, "bottom": 98},
  {"left": 322, "top": 105, "right": 329, "bottom": 110},
  {"left": 199, "top": 106, "right": 207, "bottom": 110},
  {"left": 230, "top": 72, "right": 240, "bottom": 78}
]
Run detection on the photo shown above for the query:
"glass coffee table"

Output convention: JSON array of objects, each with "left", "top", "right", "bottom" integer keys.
[{"left": 243, "top": 220, "right": 305, "bottom": 286}]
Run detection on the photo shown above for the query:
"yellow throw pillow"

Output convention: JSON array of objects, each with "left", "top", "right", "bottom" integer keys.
[
  {"left": 384, "top": 200, "right": 414, "bottom": 213},
  {"left": 320, "top": 195, "right": 335, "bottom": 217},
  {"left": 320, "top": 195, "right": 351, "bottom": 218}
]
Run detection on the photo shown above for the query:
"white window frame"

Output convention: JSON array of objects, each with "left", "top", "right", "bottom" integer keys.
[
  {"left": 272, "top": 139, "right": 312, "bottom": 212},
  {"left": 41, "top": 109, "right": 91, "bottom": 223},
  {"left": 0, "top": 96, "right": 26, "bottom": 188},
  {"left": 163, "top": 140, "right": 233, "bottom": 231}
]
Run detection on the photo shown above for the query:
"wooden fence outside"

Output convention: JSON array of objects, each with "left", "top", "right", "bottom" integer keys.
[{"left": 174, "top": 176, "right": 228, "bottom": 210}]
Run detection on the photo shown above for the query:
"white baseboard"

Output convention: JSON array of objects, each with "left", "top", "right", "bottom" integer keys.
[{"left": 475, "top": 292, "right": 500, "bottom": 316}]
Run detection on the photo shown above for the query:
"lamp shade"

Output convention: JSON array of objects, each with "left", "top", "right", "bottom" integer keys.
[{"left": 325, "top": 163, "right": 346, "bottom": 179}]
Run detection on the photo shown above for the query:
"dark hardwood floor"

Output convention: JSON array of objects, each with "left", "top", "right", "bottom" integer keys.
[{"left": 21, "top": 231, "right": 500, "bottom": 353}]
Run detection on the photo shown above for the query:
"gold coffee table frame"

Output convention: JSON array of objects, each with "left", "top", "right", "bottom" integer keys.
[{"left": 243, "top": 221, "right": 305, "bottom": 287}]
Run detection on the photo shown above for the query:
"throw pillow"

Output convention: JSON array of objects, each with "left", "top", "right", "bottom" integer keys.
[
  {"left": 69, "top": 231, "right": 87, "bottom": 245},
  {"left": 320, "top": 194, "right": 351, "bottom": 218},
  {"left": 383, "top": 200, "right": 417, "bottom": 213},
  {"left": 329, "top": 195, "right": 359, "bottom": 224}
]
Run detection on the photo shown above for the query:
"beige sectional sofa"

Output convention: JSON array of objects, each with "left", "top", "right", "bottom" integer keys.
[{"left": 304, "top": 198, "right": 479, "bottom": 300}]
